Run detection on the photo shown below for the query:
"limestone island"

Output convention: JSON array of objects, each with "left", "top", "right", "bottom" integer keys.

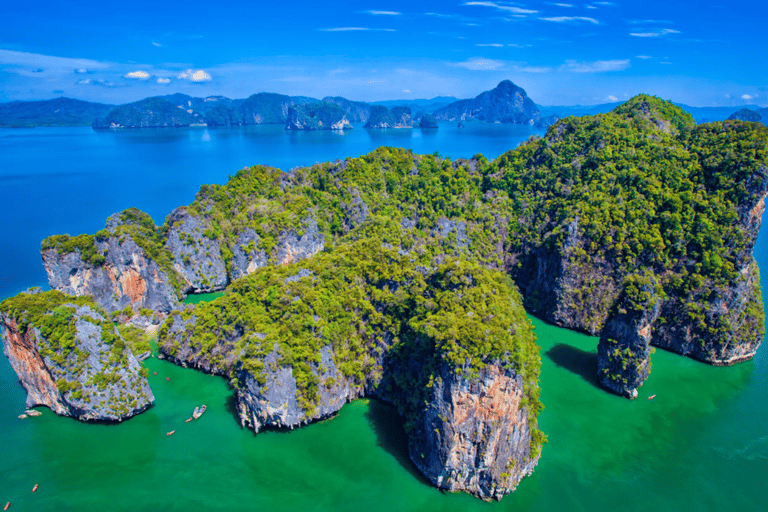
[{"left": 2, "top": 96, "right": 766, "bottom": 500}]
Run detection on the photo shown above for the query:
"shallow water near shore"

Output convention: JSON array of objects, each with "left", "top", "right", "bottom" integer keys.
[{"left": 0, "top": 124, "right": 766, "bottom": 511}]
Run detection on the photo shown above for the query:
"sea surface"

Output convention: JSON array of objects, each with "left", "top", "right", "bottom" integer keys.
[{"left": 0, "top": 124, "right": 766, "bottom": 511}]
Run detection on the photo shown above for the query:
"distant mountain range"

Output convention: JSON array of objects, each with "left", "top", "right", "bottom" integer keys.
[
  {"left": 2, "top": 86, "right": 766, "bottom": 129},
  {"left": 0, "top": 98, "right": 114, "bottom": 127}
]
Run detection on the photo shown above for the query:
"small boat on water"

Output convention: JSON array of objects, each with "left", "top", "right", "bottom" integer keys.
[
  {"left": 648, "top": 394, "right": 657, "bottom": 400},
  {"left": 32, "top": 484, "right": 38, "bottom": 492},
  {"left": 4, "top": 501, "right": 10, "bottom": 510},
  {"left": 166, "top": 430, "right": 175, "bottom": 436},
  {"left": 185, "top": 417, "right": 193, "bottom": 423},
  {"left": 192, "top": 405, "right": 207, "bottom": 420},
  {"left": 166, "top": 377, "right": 170, "bottom": 381}
]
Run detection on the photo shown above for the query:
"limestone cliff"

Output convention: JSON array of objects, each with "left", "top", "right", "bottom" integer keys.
[
  {"left": 164, "top": 207, "right": 227, "bottom": 293},
  {"left": 285, "top": 102, "right": 353, "bottom": 130},
  {"left": 364, "top": 105, "right": 413, "bottom": 129},
  {"left": 408, "top": 362, "right": 539, "bottom": 500},
  {"left": 0, "top": 290, "right": 153, "bottom": 421},
  {"left": 433, "top": 80, "right": 551, "bottom": 126},
  {"left": 493, "top": 97, "right": 768, "bottom": 398},
  {"left": 42, "top": 230, "right": 180, "bottom": 315},
  {"left": 157, "top": 250, "right": 544, "bottom": 500}
]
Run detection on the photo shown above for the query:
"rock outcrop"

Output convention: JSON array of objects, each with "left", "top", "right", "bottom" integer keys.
[
  {"left": 42, "top": 230, "right": 181, "bottom": 315},
  {"left": 164, "top": 207, "right": 227, "bottom": 293},
  {"left": 322, "top": 96, "right": 371, "bottom": 123},
  {"left": 93, "top": 97, "right": 200, "bottom": 129},
  {"left": 285, "top": 102, "right": 352, "bottom": 130},
  {"left": 229, "top": 228, "right": 269, "bottom": 280},
  {"left": 157, "top": 249, "right": 544, "bottom": 501},
  {"left": 0, "top": 290, "right": 153, "bottom": 421},
  {"left": 364, "top": 105, "right": 413, "bottom": 128},
  {"left": 433, "top": 80, "right": 553, "bottom": 127},
  {"left": 419, "top": 113, "right": 439, "bottom": 129},
  {"left": 497, "top": 97, "right": 768, "bottom": 398},
  {"left": 408, "top": 362, "right": 539, "bottom": 500}
]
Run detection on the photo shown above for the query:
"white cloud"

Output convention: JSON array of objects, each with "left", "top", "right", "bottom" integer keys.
[
  {"left": 629, "top": 19, "right": 672, "bottom": 24},
  {"left": 364, "top": 10, "right": 400, "bottom": 15},
  {"left": 541, "top": 16, "right": 599, "bottom": 24},
  {"left": 659, "top": 61, "right": 673, "bottom": 65},
  {"left": 124, "top": 70, "right": 151, "bottom": 80},
  {"left": 157, "top": 77, "right": 171, "bottom": 84},
  {"left": 476, "top": 43, "right": 504, "bottom": 47},
  {"left": 636, "top": 55, "right": 652, "bottom": 59},
  {"left": 515, "top": 65, "right": 552, "bottom": 73},
  {"left": 75, "top": 68, "right": 88, "bottom": 74},
  {"left": 0, "top": 49, "right": 110, "bottom": 75},
  {"left": 562, "top": 59, "right": 630, "bottom": 72},
  {"left": 152, "top": 42, "right": 162, "bottom": 47},
  {"left": 451, "top": 57, "right": 505, "bottom": 70},
  {"left": 177, "top": 69, "right": 212, "bottom": 82},
  {"left": 462, "top": 2, "right": 538, "bottom": 14},
  {"left": 630, "top": 28, "right": 681, "bottom": 37},
  {"left": 742, "top": 94, "right": 754, "bottom": 100},
  {"left": 608, "top": 95, "right": 618, "bottom": 101},
  {"left": 403, "top": 89, "right": 411, "bottom": 93},
  {"left": 319, "top": 27, "right": 396, "bottom": 32},
  {"left": 77, "top": 79, "right": 92, "bottom": 85},
  {"left": 551, "top": 3, "right": 574, "bottom": 6}
]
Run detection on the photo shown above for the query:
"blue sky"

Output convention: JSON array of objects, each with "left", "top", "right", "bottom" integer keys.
[{"left": 1, "top": 0, "right": 766, "bottom": 106}]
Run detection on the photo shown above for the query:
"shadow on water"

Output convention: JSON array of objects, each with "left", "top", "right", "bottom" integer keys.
[
  {"left": 546, "top": 343, "right": 601, "bottom": 389},
  {"left": 364, "top": 398, "right": 433, "bottom": 487}
]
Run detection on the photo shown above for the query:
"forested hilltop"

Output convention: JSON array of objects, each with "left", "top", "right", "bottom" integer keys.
[{"left": 4, "top": 95, "right": 767, "bottom": 500}]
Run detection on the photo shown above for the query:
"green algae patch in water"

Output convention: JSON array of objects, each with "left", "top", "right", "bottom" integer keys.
[{"left": 183, "top": 291, "right": 224, "bottom": 305}]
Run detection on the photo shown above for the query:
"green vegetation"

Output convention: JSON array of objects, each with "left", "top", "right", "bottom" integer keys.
[
  {"left": 0, "top": 290, "right": 147, "bottom": 405},
  {"left": 42, "top": 207, "right": 187, "bottom": 299},
  {"left": 158, "top": 232, "right": 545, "bottom": 452},
  {"left": 287, "top": 102, "right": 351, "bottom": 130},
  {"left": 42, "top": 233, "right": 105, "bottom": 266},
  {"left": 486, "top": 96, "right": 767, "bottom": 337}
]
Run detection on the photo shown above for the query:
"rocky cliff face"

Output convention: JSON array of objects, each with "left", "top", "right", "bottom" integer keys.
[
  {"left": 433, "top": 80, "right": 549, "bottom": 126},
  {"left": 322, "top": 96, "right": 371, "bottom": 123},
  {"left": 419, "top": 113, "right": 439, "bottom": 129},
  {"left": 229, "top": 228, "right": 269, "bottom": 280},
  {"left": 42, "top": 233, "right": 180, "bottom": 314},
  {"left": 364, "top": 105, "right": 413, "bottom": 128},
  {"left": 275, "top": 219, "right": 325, "bottom": 264},
  {"left": 285, "top": 103, "right": 352, "bottom": 130},
  {"left": 408, "top": 362, "right": 539, "bottom": 500},
  {"left": 157, "top": 251, "right": 543, "bottom": 501},
  {"left": 0, "top": 291, "right": 153, "bottom": 421},
  {"left": 164, "top": 207, "right": 227, "bottom": 293},
  {"left": 93, "top": 97, "right": 199, "bottom": 129},
  {"left": 498, "top": 100, "right": 768, "bottom": 398}
]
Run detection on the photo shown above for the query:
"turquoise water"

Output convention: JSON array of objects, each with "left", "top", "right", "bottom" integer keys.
[{"left": 0, "top": 124, "right": 766, "bottom": 511}]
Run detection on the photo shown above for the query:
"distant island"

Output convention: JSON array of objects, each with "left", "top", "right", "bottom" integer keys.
[
  {"left": 3, "top": 81, "right": 767, "bottom": 130},
  {"left": 2, "top": 95, "right": 766, "bottom": 500}
]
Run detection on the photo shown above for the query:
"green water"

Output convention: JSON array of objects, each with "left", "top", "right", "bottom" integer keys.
[
  {"left": 1, "top": 304, "right": 765, "bottom": 510},
  {"left": 183, "top": 291, "right": 225, "bottom": 305}
]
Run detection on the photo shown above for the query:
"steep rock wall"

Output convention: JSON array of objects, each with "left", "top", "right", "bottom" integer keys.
[{"left": 0, "top": 300, "right": 153, "bottom": 421}]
